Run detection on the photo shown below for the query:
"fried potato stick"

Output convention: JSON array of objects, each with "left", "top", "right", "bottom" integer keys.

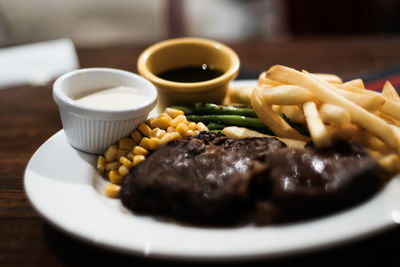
[
  {"left": 222, "top": 126, "right": 306, "bottom": 149},
  {"left": 260, "top": 85, "right": 314, "bottom": 105},
  {"left": 333, "top": 87, "right": 384, "bottom": 111},
  {"left": 319, "top": 103, "right": 351, "bottom": 124},
  {"left": 228, "top": 86, "right": 255, "bottom": 105},
  {"left": 341, "top": 78, "right": 365, "bottom": 90},
  {"left": 303, "top": 101, "right": 332, "bottom": 147},
  {"left": 266, "top": 65, "right": 399, "bottom": 151},
  {"left": 251, "top": 86, "right": 309, "bottom": 141},
  {"left": 382, "top": 81, "right": 400, "bottom": 103},
  {"left": 301, "top": 70, "right": 343, "bottom": 84},
  {"left": 326, "top": 123, "right": 358, "bottom": 141},
  {"left": 272, "top": 105, "right": 306, "bottom": 124},
  {"left": 258, "top": 71, "right": 285, "bottom": 87}
]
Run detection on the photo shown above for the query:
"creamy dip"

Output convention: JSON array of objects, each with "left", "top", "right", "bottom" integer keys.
[{"left": 75, "top": 86, "right": 148, "bottom": 109}]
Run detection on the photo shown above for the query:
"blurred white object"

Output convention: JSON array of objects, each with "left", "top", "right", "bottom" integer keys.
[
  {"left": 186, "top": 0, "right": 288, "bottom": 41},
  {"left": 0, "top": 38, "right": 79, "bottom": 89},
  {"left": 0, "top": 0, "right": 165, "bottom": 47}
]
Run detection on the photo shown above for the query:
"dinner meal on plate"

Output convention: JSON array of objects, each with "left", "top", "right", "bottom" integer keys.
[{"left": 94, "top": 63, "right": 400, "bottom": 226}]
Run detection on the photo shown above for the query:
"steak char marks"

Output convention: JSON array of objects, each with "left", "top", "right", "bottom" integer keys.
[{"left": 121, "top": 132, "right": 382, "bottom": 225}]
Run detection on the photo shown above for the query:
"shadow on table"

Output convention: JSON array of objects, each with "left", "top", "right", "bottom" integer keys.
[{"left": 42, "top": 222, "right": 399, "bottom": 267}]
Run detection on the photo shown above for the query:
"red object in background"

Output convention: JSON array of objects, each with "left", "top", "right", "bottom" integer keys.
[
  {"left": 361, "top": 65, "right": 400, "bottom": 93},
  {"left": 365, "top": 74, "right": 400, "bottom": 92}
]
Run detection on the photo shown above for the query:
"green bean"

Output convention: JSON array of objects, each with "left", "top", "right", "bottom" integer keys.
[
  {"left": 207, "top": 122, "right": 228, "bottom": 130},
  {"left": 194, "top": 103, "right": 256, "bottom": 117},
  {"left": 169, "top": 105, "right": 194, "bottom": 115},
  {"left": 186, "top": 115, "right": 267, "bottom": 130}
]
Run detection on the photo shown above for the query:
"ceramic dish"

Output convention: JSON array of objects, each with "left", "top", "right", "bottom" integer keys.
[{"left": 24, "top": 80, "right": 400, "bottom": 261}]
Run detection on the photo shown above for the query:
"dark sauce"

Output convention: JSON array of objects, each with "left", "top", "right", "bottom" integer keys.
[{"left": 157, "top": 65, "right": 224, "bottom": 83}]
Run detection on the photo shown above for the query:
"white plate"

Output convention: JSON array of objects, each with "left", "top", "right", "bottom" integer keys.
[{"left": 24, "top": 80, "right": 400, "bottom": 261}]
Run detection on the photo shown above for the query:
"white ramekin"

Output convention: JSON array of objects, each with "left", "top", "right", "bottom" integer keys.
[{"left": 53, "top": 68, "right": 157, "bottom": 154}]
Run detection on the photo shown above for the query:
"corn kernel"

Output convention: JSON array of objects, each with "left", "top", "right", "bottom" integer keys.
[
  {"left": 97, "top": 156, "right": 105, "bottom": 174},
  {"left": 139, "top": 137, "right": 161, "bottom": 150},
  {"left": 133, "top": 155, "right": 146, "bottom": 166},
  {"left": 115, "top": 148, "right": 129, "bottom": 160},
  {"left": 176, "top": 122, "right": 190, "bottom": 137},
  {"left": 133, "top": 146, "right": 149, "bottom": 156},
  {"left": 105, "top": 183, "right": 121, "bottom": 198},
  {"left": 146, "top": 117, "right": 155, "bottom": 126},
  {"left": 167, "top": 126, "right": 175, "bottom": 133},
  {"left": 150, "top": 116, "right": 171, "bottom": 130},
  {"left": 119, "top": 156, "right": 134, "bottom": 169},
  {"left": 188, "top": 121, "right": 197, "bottom": 131},
  {"left": 165, "top": 107, "right": 184, "bottom": 118},
  {"left": 149, "top": 128, "right": 166, "bottom": 138},
  {"left": 159, "top": 112, "right": 173, "bottom": 120},
  {"left": 159, "top": 132, "right": 181, "bottom": 144},
  {"left": 196, "top": 122, "right": 208, "bottom": 132},
  {"left": 119, "top": 138, "right": 136, "bottom": 150},
  {"left": 171, "top": 115, "right": 187, "bottom": 127},
  {"left": 104, "top": 145, "right": 118, "bottom": 162},
  {"left": 126, "top": 151, "right": 134, "bottom": 161},
  {"left": 186, "top": 129, "right": 196, "bottom": 136},
  {"left": 130, "top": 130, "right": 142, "bottom": 144},
  {"left": 118, "top": 165, "right": 130, "bottom": 176},
  {"left": 109, "top": 170, "right": 124, "bottom": 184},
  {"left": 105, "top": 161, "right": 121, "bottom": 171},
  {"left": 194, "top": 130, "right": 200, "bottom": 135},
  {"left": 138, "top": 122, "right": 152, "bottom": 137}
]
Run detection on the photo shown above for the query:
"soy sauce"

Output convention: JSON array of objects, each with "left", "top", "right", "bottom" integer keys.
[{"left": 157, "top": 64, "right": 224, "bottom": 83}]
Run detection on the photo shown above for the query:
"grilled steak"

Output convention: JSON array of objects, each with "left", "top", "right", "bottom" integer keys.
[
  {"left": 254, "top": 142, "right": 382, "bottom": 224},
  {"left": 121, "top": 132, "right": 382, "bottom": 225},
  {"left": 121, "top": 132, "right": 285, "bottom": 225}
]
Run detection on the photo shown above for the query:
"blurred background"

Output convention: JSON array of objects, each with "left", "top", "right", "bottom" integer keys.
[
  {"left": 1, "top": 0, "right": 400, "bottom": 88},
  {"left": 1, "top": 0, "right": 399, "bottom": 47}
]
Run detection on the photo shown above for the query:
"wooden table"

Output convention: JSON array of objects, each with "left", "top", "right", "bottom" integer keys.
[{"left": 1, "top": 36, "right": 400, "bottom": 266}]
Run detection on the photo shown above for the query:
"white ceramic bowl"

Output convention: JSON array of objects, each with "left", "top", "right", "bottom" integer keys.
[{"left": 53, "top": 68, "right": 157, "bottom": 154}]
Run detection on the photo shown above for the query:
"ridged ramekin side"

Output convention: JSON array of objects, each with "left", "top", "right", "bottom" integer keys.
[{"left": 59, "top": 108, "right": 145, "bottom": 154}]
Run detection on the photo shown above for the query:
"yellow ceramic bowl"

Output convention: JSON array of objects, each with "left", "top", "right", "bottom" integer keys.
[{"left": 137, "top": 37, "right": 240, "bottom": 111}]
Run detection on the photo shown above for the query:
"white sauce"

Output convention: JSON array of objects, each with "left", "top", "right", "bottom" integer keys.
[{"left": 75, "top": 86, "right": 148, "bottom": 109}]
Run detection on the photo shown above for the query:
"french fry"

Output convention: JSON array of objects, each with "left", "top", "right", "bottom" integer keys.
[
  {"left": 327, "top": 123, "right": 359, "bottom": 141},
  {"left": 365, "top": 148, "right": 385, "bottom": 161},
  {"left": 333, "top": 87, "right": 384, "bottom": 111},
  {"left": 258, "top": 71, "right": 285, "bottom": 87},
  {"left": 391, "top": 125, "right": 400, "bottom": 154},
  {"left": 378, "top": 154, "right": 400, "bottom": 174},
  {"left": 382, "top": 81, "right": 400, "bottom": 103},
  {"left": 376, "top": 111, "right": 400, "bottom": 127},
  {"left": 351, "top": 129, "right": 393, "bottom": 155},
  {"left": 301, "top": 70, "right": 343, "bottom": 84},
  {"left": 222, "top": 126, "right": 306, "bottom": 149},
  {"left": 229, "top": 86, "right": 254, "bottom": 105},
  {"left": 260, "top": 85, "right": 314, "bottom": 105},
  {"left": 379, "top": 97, "right": 400, "bottom": 122},
  {"left": 272, "top": 105, "right": 306, "bottom": 124},
  {"left": 341, "top": 78, "right": 365, "bottom": 89},
  {"left": 265, "top": 65, "right": 399, "bottom": 151},
  {"left": 251, "top": 86, "right": 309, "bottom": 141},
  {"left": 319, "top": 103, "right": 351, "bottom": 124},
  {"left": 303, "top": 101, "right": 332, "bottom": 147}
]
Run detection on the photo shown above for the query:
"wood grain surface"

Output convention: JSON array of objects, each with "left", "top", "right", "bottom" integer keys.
[{"left": 1, "top": 36, "right": 400, "bottom": 266}]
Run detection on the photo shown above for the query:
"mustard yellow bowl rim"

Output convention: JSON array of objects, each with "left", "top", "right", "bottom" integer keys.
[{"left": 137, "top": 37, "right": 240, "bottom": 93}]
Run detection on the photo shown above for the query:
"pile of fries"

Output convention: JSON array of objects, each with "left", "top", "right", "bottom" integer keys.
[{"left": 226, "top": 65, "right": 400, "bottom": 176}]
